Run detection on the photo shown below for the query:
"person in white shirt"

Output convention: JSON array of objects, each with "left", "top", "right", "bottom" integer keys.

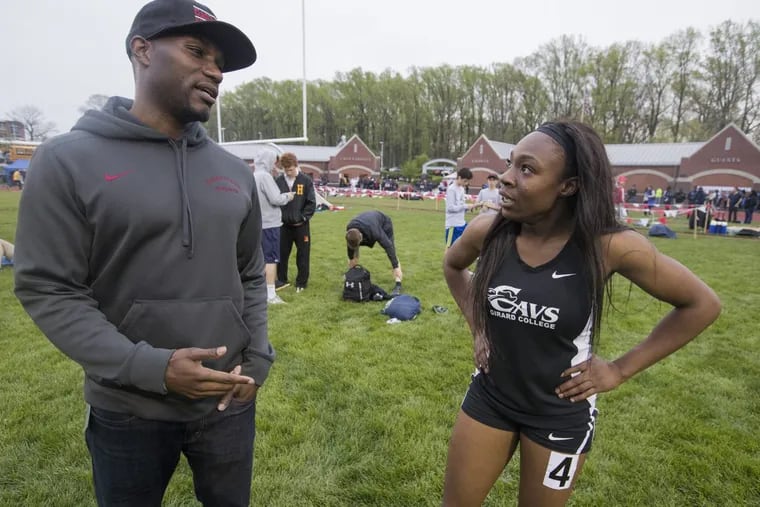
[
  {"left": 445, "top": 167, "right": 481, "bottom": 248},
  {"left": 477, "top": 174, "right": 501, "bottom": 216},
  {"left": 252, "top": 150, "right": 294, "bottom": 304},
  {"left": 0, "top": 239, "right": 14, "bottom": 266}
]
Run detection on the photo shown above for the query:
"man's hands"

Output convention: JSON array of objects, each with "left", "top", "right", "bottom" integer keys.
[
  {"left": 392, "top": 266, "right": 403, "bottom": 281},
  {"left": 164, "top": 346, "right": 255, "bottom": 401},
  {"left": 217, "top": 365, "right": 258, "bottom": 411}
]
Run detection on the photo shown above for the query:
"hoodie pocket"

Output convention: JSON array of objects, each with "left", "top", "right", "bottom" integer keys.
[{"left": 118, "top": 297, "right": 251, "bottom": 371}]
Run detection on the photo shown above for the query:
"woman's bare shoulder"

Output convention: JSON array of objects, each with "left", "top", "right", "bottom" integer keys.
[
  {"left": 601, "top": 229, "right": 657, "bottom": 273},
  {"left": 445, "top": 214, "right": 499, "bottom": 269},
  {"left": 468, "top": 213, "right": 498, "bottom": 241}
]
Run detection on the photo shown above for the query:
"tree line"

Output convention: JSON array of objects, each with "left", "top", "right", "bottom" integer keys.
[
  {"left": 209, "top": 19, "right": 759, "bottom": 169},
  {"left": 7, "top": 19, "right": 758, "bottom": 167}
]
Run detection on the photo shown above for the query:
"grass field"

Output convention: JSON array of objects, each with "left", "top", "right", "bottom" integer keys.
[{"left": 0, "top": 189, "right": 758, "bottom": 506}]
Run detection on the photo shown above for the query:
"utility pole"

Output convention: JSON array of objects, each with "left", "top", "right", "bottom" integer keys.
[
  {"left": 379, "top": 140, "right": 384, "bottom": 171},
  {"left": 216, "top": 89, "right": 223, "bottom": 143}
]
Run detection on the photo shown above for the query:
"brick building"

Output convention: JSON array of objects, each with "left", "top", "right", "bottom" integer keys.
[
  {"left": 457, "top": 124, "right": 760, "bottom": 193},
  {"left": 0, "top": 121, "right": 26, "bottom": 141},
  {"left": 221, "top": 134, "right": 379, "bottom": 183}
]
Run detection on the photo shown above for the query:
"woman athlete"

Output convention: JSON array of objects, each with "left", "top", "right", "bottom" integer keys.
[{"left": 442, "top": 121, "right": 720, "bottom": 506}]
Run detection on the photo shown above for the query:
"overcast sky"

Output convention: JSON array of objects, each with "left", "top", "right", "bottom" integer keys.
[{"left": 4, "top": 0, "right": 759, "bottom": 136}]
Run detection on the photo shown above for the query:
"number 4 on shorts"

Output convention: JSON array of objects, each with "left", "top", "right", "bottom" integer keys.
[{"left": 543, "top": 451, "right": 579, "bottom": 490}]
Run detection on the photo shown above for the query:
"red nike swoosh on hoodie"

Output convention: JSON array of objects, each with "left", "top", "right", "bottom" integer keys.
[{"left": 104, "top": 170, "right": 133, "bottom": 182}]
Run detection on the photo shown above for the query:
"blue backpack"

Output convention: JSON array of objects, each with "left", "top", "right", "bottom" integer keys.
[{"left": 381, "top": 294, "right": 421, "bottom": 321}]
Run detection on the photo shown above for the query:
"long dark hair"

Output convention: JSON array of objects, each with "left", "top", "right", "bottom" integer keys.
[{"left": 471, "top": 121, "right": 626, "bottom": 364}]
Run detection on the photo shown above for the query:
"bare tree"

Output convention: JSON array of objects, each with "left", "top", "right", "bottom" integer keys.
[
  {"left": 78, "top": 94, "right": 110, "bottom": 115},
  {"left": 693, "top": 21, "right": 748, "bottom": 136},
  {"left": 587, "top": 41, "right": 645, "bottom": 142},
  {"left": 6, "top": 105, "right": 57, "bottom": 141},
  {"left": 737, "top": 20, "right": 760, "bottom": 135},
  {"left": 640, "top": 42, "right": 674, "bottom": 140},
  {"left": 665, "top": 28, "right": 702, "bottom": 141},
  {"left": 530, "top": 35, "right": 591, "bottom": 120}
]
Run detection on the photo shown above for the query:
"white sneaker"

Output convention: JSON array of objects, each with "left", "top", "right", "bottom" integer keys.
[
  {"left": 267, "top": 295, "right": 286, "bottom": 305},
  {"left": 296, "top": 286, "right": 305, "bottom": 293}
]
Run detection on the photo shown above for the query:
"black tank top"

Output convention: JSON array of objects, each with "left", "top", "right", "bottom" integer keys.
[{"left": 479, "top": 236, "right": 595, "bottom": 422}]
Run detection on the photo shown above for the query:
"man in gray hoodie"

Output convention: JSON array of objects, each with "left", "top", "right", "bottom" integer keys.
[
  {"left": 252, "top": 149, "right": 294, "bottom": 304},
  {"left": 14, "top": 1, "right": 273, "bottom": 505}
]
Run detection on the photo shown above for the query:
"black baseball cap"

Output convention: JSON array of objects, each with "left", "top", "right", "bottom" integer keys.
[
  {"left": 487, "top": 174, "right": 498, "bottom": 180},
  {"left": 126, "top": 0, "right": 256, "bottom": 72}
]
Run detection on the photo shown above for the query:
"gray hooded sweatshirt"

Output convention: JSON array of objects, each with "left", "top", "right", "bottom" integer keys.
[
  {"left": 252, "top": 149, "right": 290, "bottom": 229},
  {"left": 14, "top": 97, "right": 274, "bottom": 422}
]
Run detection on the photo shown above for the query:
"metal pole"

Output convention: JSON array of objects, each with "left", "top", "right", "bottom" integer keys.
[
  {"left": 380, "top": 141, "right": 384, "bottom": 170},
  {"left": 216, "top": 90, "right": 223, "bottom": 143},
  {"left": 301, "top": 0, "right": 308, "bottom": 141},
  {"left": 218, "top": 1, "right": 308, "bottom": 146}
]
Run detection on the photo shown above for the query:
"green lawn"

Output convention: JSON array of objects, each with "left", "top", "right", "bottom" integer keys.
[{"left": 0, "top": 190, "right": 758, "bottom": 506}]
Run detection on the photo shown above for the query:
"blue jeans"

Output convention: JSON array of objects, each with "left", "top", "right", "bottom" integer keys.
[{"left": 85, "top": 400, "right": 255, "bottom": 507}]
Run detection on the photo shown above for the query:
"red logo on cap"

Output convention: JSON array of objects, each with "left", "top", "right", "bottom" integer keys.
[{"left": 193, "top": 6, "right": 216, "bottom": 22}]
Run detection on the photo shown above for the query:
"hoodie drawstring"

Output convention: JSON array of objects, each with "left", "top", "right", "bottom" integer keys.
[{"left": 173, "top": 139, "right": 195, "bottom": 259}]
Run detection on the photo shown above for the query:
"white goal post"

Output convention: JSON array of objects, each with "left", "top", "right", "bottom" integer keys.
[{"left": 218, "top": 0, "right": 307, "bottom": 146}]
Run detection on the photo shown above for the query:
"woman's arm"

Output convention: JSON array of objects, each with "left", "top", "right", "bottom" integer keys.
[
  {"left": 556, "top": 229, "right": 721, "bottom": 402},
  {"left": 443, "top": 214, "right": 494, "bottom": 324},
  {"left": 443, "top": 214, "right": 497, "bottom": 368},
  {"left": 608, "top": 230, "right": 720, "bottom": 379}
]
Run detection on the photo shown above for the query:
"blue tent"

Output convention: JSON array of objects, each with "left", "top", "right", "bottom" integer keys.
[
  {"left": 4, "top": 159, "right": 29, "bottom": 182},
  {"left": 5, "top": 159, "right": 29, "bottom": 170}
]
